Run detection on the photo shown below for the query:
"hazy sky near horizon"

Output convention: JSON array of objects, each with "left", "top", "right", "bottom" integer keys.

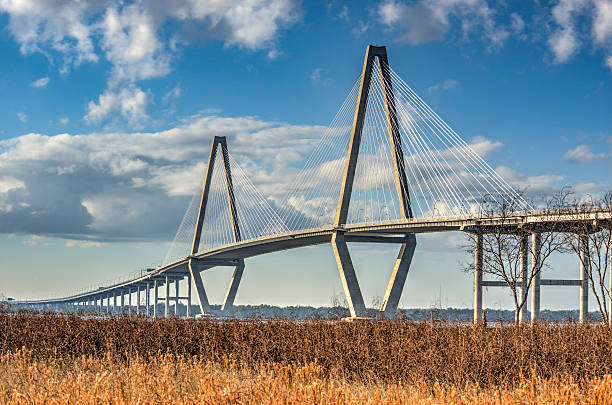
[{"left": 0, "top": 0, "right": 611, "bottom": 310}]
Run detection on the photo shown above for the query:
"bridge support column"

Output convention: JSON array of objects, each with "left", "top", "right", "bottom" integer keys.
[
  {"left": 609, "top": 235, "right": 612, "bottom": 327},
  {"left": 519, "top": 234, "right": 529, "bottom": 324},
  {"left": 331, "top": 232, "right": 366, "bottom": 318},
  {"left": 188, "top": 260, "right": 211, "bottom": 316},
  {"left": 186, "top": 274, "right": 192, "bottom": 318},
  {"left": 221, "top": 260, "right": 245, "bottom": 313},
  {"left": 136, "top": 286, "right": 141, "bottom": 316},
  {"left": 474, "top": 233, "right": 483, "bottom": 324},
  {"left": 580, "top": 234, "right": 589, "bottom": 323},
  {"left": 153, "top": 280, "right": 158, "bottom": 318},
  {"left": 120, "top": 291, "right": 125, "bottom": 314},
  {"left": 146, "top": 283, "right": 150, "bottom": 316},
  {"left": 531, "top": 232, "right": 541, "bottom": 325},
  {"left": 174, "top": 279, "right": 180, "bottom": 316},
  {"left": 165, "top": 276, "right": 170, "bottom": 318},
  {"left": 128, "top": 288, "right": 132, "bottom": 315},
  {"left": 380, "top": 235, "right": 416, "bottom": 318}
]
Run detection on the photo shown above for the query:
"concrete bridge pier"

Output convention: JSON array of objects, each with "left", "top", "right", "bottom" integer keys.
[
  {"left": 473, "top": 233, "right": 483, "bottom": 324},
  {"left": 331, "top": 231, "right": 366, "bottom": 318},
  {"left": 609, "top": 234, "right": 612, "bottom": 327},
  {"left": 519, "top": 234, "right": 529, "bottom": 324},
  {"left": 580, "top": 234, "right": 589, "bottom": 323},
  {"left": 153, "top": 279, "right": 158, "bottom": 318},
  {"left": 145, "top": 282, "right": 150, "bottom": 316},
  {"left": 174, "top": 279, "right": 180, "bottom": 315},
  {"left": 120, "top": 290, "right": 125, "bottom": 314},
  {"left": 136, "top": 286, "right": 141, "bottom": 315},
  {"left": 221, "top": 260, "right": 245, "bottom": 313},
  {"left": 165, "top": 276, "right": 170, "bottom": 318},
  {"left": 186, "top": 274, "right": 191, "bottom": 317},
  {"left": 531, "top": 232, "right": 542, "bottom": 324}
]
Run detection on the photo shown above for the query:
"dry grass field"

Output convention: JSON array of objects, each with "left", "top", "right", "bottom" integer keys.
[{"left": 2, "top": 310, "right": 612, "bottom": 404}]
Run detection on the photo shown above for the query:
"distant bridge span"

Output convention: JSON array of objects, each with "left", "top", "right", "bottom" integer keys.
[{"left": 12, "top": 45, "right": 612, "bottom": 323}]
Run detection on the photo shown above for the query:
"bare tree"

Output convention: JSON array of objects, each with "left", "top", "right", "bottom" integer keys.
[
  {"left": 563, "top": 192, "right": 612, "bottom": 323},
  {"left": 461, "top": 191, "right": 568, "bottom": 324}
]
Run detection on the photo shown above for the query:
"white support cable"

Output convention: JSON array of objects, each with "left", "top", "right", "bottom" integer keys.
[
  {"left": 389, "top": 81, "right": 468, "bottom": 216},
  {"left": 370, "top": 78, "right": 413, "bottom": 221},
  {"left": 387, "top": 73, "right": 504, "bottom": 214},
  {"left": 279, "top": 76, "right": 361, "bottom": 230},
  {"left": 370, "top": 70, "right": 418, "bottom": 219},
  {"left": 373, "top": 68, "right": 440, "bottom": 217},
  {"left": 389, "top": 68, "right": 530, "bottom": 211}
]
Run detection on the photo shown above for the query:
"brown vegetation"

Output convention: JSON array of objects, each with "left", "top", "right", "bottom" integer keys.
[
  {"left": 3, "top": 349, "right": 612, "bottom": 404},
  {"left": 3, "top": 311, "right": 612, "bottom": 390}
]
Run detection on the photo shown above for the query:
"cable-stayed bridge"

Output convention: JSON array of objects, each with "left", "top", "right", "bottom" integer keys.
[{"left": 12, "top": 46, "right": 612, "bottom": 322}]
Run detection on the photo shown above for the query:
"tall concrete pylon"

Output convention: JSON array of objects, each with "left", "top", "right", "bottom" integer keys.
[
  {"left": 188, "top": 136, "right": 245, "bottom": 317},
  {"left": 333, "top": 45, "right": 417, "bottom": 319}
]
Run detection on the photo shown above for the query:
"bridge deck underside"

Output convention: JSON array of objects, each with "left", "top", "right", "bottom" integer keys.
[{"left": 16, "top": 211, "right": 612, "bottom": 305}]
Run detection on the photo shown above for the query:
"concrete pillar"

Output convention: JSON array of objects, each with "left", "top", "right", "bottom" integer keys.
[
  {"left": 174, "top": 279, "right": 180, "bottom": 315},
  {"left": 474, "top": 233, "right": 483, "bottom": 324},
  {"left": 165, "top": 276, "right": 170, "bottom": 318},
  {"left": 222, "top": 260, "right": 245, "bottom": 313},
  {"left": 531, "top": 232, "right": 541, "bottom": 325},
  {"left": 153, "top": 280, "right": 158, "bottom": 318},
  {"left": 188, "top": 260, "right": 211, "bottom": 316},
  {"left": 113, "top": 292, "right": 118, "bottom": 314},
  {"left": 137, "top": 285, "right": 141, "bottom": 316},
  {"left": 186, "top": 274, "right": 191, "bottom": 318},
  {"left": 380, "top": 235, "right": 417, "bottom": 318},
  {"left": 120, "top": 291, "right": 125, "bottom": 314},
  {"left": 580, "top": 234, "right": 589, "bottom": 323},
  {"left": 609, "top": 234, "right": 612, "bottom": 327},
  {"left": 519, "top": 234, "right": 529, "bottom": 324},
  {"left": 331, "top": 231, "right": 366, "bottom": 318},
  {"left": 128, "top": 288, "right": 132, "bottom": 315},
  {"left": 146, "top": 283, "right": 150, "bottom": 316}
]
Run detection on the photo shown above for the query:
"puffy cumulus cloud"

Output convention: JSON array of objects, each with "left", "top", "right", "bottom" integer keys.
[
  {"left": 564, "top": 144, "right": 609, "bottom": 162},
  {"left": 494, "top": 166, "right": 565, "bottom": 196},
  {"left": 85, "top": 85, "right": 149, "bottom": 126},
  {"left": 377, "top": 0, "right": 515, "bottom": 49},
  {"left": 548, "top": 0, "right": 612, "bottom": 71},
  {"left": 30, "top": 76, "right": 50, "bottom": 88},
  {"left": 428, "top": 79, "right": 459, "bottom": 92},
  {"left": 0, "top": 0, "right": 300, "bottom": 124},
  {"left": 0, "top": 113, "right": 326, "bottom": 241}
]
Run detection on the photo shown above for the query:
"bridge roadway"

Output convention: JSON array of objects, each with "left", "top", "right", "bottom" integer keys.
[{"left": 14, "top": 209, "right": 611, "bottom": 307}]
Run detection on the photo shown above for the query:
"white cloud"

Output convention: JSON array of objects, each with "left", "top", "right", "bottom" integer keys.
[
  {"left": 593, "top": 0, "right": 612, "bottom": 45},
  {"left": 30, "top": 77, "right": 50, "bottom": 88},
  {"left": 0, "top": 113, "right": 326, "bottom": 240},
  {"left": 428, "top": 79, "right": 459, "bottom": 92},
  {"left": 59, "top": 117, "right": 69, "bottom": 125},
  {"left": 17, "top": 112, "right": 27, "bottom": 123},
  {"left": 547, "top": 0, "right": 612, "bottom": 71},
  {"left": 64, "top": 239, "right": 105, "bottom": 248},
  {"left": 352, "top": 20, "right": 369, "bottom": 36},
  {"left": 85, "top": 85, "right": 149, "bottom": 125},
  {"left": 510, "top": 12, "right": 525, "bottom": 34},
  {"left": 564, "top": 144, "right": 609, "bottom": 162},
  {"left": 337, "top": 5, "right": 349, "bottom": 21},
  {"left": 0, "top": 0, "right": 301, "bottom": 125},
  {"left": 310, "top": 68, "right": 322, "bottom": 83},
  {"left": 377, "top": 0, "right": 512, "bottom": 48},
  {"left": 0, "top": 177, "right": 25, "bottom": 193},
  {"left": 495, "top": 166, "right": 565, "bottom": 196}
]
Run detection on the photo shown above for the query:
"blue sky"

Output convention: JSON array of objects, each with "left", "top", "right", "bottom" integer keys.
[{"left": 0, "top": 0, "right": 611, "bottom": 310}]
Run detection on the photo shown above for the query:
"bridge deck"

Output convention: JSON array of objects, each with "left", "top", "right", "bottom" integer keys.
[{"left": 15, "top": 210, "right": 612, "bottom": 305}]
